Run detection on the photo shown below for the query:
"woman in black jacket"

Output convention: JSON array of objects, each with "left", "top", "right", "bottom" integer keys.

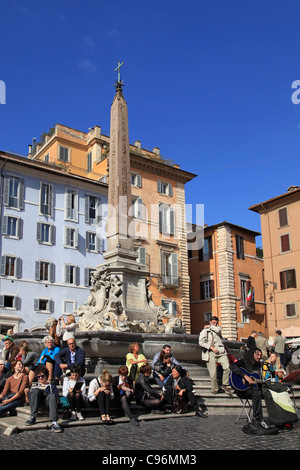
[
  {"left": 134, "top": 364, "right": 171, "bottom": 412},
  {"left": 165, "top": 365, "right": 207, "bottom": 418}
]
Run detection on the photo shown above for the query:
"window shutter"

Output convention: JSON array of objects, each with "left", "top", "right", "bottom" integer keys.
[
  {"left": 17, "top": 218, "right": 23, "bottom": 239},
  {"left": 137, "top": 198, "right": 143, "bottom": 218},
  {"left": 279, "top": 208, "right": 288, "bottom": 227},
  {"left": 280, "top": 234, "right": 290, "bottom": 252},
  {"left": 200, "top": 282, "right": 205, "bottom": 300},
  {"left": 0, "top": 256, "right": 6, "bottom": 276},
  {"left": 65, "top": 265, "right": 70, "bottom": 284},
  {"left": 75, "top": 266, "right": 80, "bottom": 285},
  {"left": 84, "top": 268, "right": 90, "bottom": 287},
  {"left": 18, "top": 179, "right": 24, "bottom": 210},
  {"left": 210, "top": 280, "right": 215, "bottom": 299},
  {"left": 49, "top": 300, "right": 54, "bottom": 313},
  {"left": 171, "top": 252, "right": 178, "bottom": 285},
  {"left": 159, "top": 204, "right": 163, "bottom": 233},
  {"left": 291, "top": 269, "right": 296, "bottom": 288},
  {"left": 96, "top": 235, "right": 101, "bottom": 252},
  {"left": 168, "top": 183, "right": 173, "bottom": 197},
  {"left": 2, "top": 215, "right": 8, "bottom": 235},
  {"left": 96, "top": 198, "right": 102, "bottom": 224},
  {"left": 37, "top": 222, "right": 41, "bottom": 242},
  {"left": 50, "top": 225, "right": 55, "bottom": 244},
  {"left": 49, "top": 263, "right": 55, "bottom": 283},
  {"left": 172, "top": 301, "right": 177, "bottom": 315},
  {"left": 16, "top": 258, "right": 22, "bottom": 278},
  {"left": 170, "top": 207, "right": 175, "bottom": 235},
  {"left": 85, "top": 196, "right": 89, "bottom": 223},
  {"left": 138, "top": 247, "right": 146, "bottom": 265},
  {"left": 34, "top": 299, "right": 39, "bottom": 311},
  {"left": 280, "top": 271, "right": 285, "bottom": 290},
  {"left": 66, "top": 190, "right": 72, "bottom": 219},
  {"left": 14, "top": 296, "right": 21, "bottom": 310},
  {"left": 137, "top": 174, "right": 142, "bottom": 188},
  {"left": 35, "top": 261, "right": 41, "bottom": 281},
  {"left": 208, "top": 236, "right": 213, "bottom": 259},
  {"left": 74, "top": 229, "right": 79, "bottom": 248},
  {"left": 3, "top": 177, "right": 9, "bottom": 206},
  {"left": 157, "top": 180, "right": 162, "bottom": 193},
  {"left": 85, "top": 232, "right": 89, "bottom": 250}
]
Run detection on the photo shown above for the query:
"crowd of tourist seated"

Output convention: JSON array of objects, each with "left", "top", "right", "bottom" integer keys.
[{"left": 0, "top": 331, "right": 207, "bottom": 433}]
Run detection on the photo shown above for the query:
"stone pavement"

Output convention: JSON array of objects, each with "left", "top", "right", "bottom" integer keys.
[{"left": 1, "top": 413, "right": 300, "bottom": 453}]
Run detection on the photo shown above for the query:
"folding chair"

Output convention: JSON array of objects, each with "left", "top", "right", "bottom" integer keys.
[{"left": 235, "top": 396, "right": 253, "bottom": 424}]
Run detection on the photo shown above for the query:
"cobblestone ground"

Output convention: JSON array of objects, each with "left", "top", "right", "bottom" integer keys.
[{"left": 1, "top": 415, "right": 300, "bottom": 453}]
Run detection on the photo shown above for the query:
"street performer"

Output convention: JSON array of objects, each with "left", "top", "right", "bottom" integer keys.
[{"left": 229, "top": 348, "right": 266, "bottom": 429}]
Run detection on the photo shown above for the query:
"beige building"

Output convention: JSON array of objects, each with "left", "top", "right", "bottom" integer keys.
[
  {"left": 188, "top": 221, "right": 265, "bottom": 341},
  {"left": 249, "top": 186, "right": 300, "bottom": 339}
]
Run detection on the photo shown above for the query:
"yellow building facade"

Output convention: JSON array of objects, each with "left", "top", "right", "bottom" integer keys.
[{"left": 30, "top": 124, "right": 196, "bottom": 332}]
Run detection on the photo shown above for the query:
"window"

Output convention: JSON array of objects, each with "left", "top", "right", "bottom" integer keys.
[
  {"left": 280, "top": 234, "right": 290, "bottom": 253},
  {"left": 199, "top": 236, "right": 213, "bottom": 261},
  {"left": 64, "top": 227, "right": 78, "bottom": 248},
  {"left": 161, "top": 251, "right": 178, "bottom": 286},
  {"left": 157, "top": 180, "right": 173, "bottom": 196},
  {"left": 240, "top": 279, "right": 253, "bottom": 307},
  {"left": 64, "top": 264, "right": 79, "bottom": 285},
  {"left": 40, "top": 183, "right": 53, "bottom": 216},
  {"left": 0, "top": 256, "right": 21, "bottom": 278},
  {"left": 131, "top": 197, "right": 143, "bottom": 219},
  {"left": 280, "top": 269, "right": 296, "bottom": 290},
  {"left": 87, "top": 152, "right": 92, "bottom": 172},
  {"left": 159, "top": 203, "right": 175, "bottom": 235},
  {"left": 2, "top": 216, "right": 23, "bottom": 238},
  {"left": 131, "top": 172, "right": 142, "bottom": 187},
  {"left": 161, "top": 299, "right": 177, "bottom": 315},
  {"left": 137, "top": 247, "right": 146, "bottom": 265},
  {"left": 286, "top": 303, "right": 297, "bottom": 318},
  {"left": 3, "top": 176, "right": 24, "bottom": 210},
  {"left": 236, "top": 235, "right": 244, "bottom": 259},
  {"left": 34, "top": 298, "right": 54, "bottom": 313},
  {"left": 65, "top": 189, "right": 78, "bottom": 221},
  {"left": 59, "top": 146, "right": 70, "bottom": 162},
  {"left": 85, "top": 231, "right": 102, "bottom": 252},
  {"left": 0, "top": 295, "right": 21, "bottom": 309},
  {"left": 84, "top": 268, "right": 94, "bottom": 287},
  {"left": 85, "top": 195, "right": 101, "bottom": 224},
  {"left": 37, "top": 222, "right": 55, "bottom": 244},
  {"left": 200, "top": 280, "right": 215, "bottom": 300},
  {"left": 278, "top": 207, "right": 288, "bottom": 227},
  {"left": 35, "top": 261, "right": 55, "bottom": 282}
]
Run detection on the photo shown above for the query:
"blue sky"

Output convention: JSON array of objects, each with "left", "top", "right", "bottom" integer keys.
[{"left": 1, "top": 0, "right": 300, "bottom": 247}]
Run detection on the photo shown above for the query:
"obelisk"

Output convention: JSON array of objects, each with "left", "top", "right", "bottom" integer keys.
[{"left": 106, "top": 62, "right": 134, "bottom": 253}]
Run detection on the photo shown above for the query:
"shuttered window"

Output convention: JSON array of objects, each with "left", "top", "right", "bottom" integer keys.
[
  {"left": 200, "top": 280, "right": 215, "bottom": 300},
  {"left": 236, "top": 235, "right": 245, "bottom": 259},
  {"left": 278, "top": 207, "right": 288, "bottom": 227},
  {"left": 280, "top": 234, "right": 290, "bottom": 253},
  {"left": 280, "top": 269, "right": 296, "bottom": 290},
  {"left": 199, "top": 236, "right": 213, "bottom": 261},
  {"left": 286, "top": 304, "right": 296, "bottom": 317}
]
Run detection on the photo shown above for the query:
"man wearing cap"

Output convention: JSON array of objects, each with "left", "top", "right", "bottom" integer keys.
[{"left": 199, "top": 316, "right": 233, "bottom": 396}]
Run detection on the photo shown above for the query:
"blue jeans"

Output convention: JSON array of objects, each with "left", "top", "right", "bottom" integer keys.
[{"left": 0, "top": 394, "right": 23, "bottom": 417}]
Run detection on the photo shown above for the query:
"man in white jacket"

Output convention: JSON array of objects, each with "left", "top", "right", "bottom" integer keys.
[{"left": 198, "top": 316, "right": 232, "bottom": 396}]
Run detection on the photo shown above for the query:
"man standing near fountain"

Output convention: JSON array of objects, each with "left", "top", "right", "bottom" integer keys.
[{"left": 199, "top": 317, "right": 233, "bottom": 396}]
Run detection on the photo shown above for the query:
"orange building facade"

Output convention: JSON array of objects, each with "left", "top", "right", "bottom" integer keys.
[
  {"left": 30, "top": 124, "right": 196, "bottom": 332},
  {"left": 249, "top": 186, "right": 300, "bottom": 340},
  {"left": 188, "top": 221, "right": 265, "bottom": 341}
]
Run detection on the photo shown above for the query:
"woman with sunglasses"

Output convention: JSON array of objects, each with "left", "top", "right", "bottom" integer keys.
[{"left": 25, "top": 364, "right": 62, "bottom": 432}]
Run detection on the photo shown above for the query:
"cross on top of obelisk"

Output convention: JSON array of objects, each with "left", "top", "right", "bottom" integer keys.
[{"left": 114, "top": 60, "right": 124, "bottom": 89}]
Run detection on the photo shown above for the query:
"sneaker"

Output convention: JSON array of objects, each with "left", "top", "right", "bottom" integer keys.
[
  {"left": 25, "top": 416, "right": 36, "bottom": 426},
  {"left": 130, "top": 418, "right": 140, "bottom": 426},
  {"left": 70, "top": 411, "right": 77, "bottom": 421},
  {"left": 195, "top": 408, "right": 208, "bottom": 418},
  {"left": 76, "top": 412, "right": 85, "bottom": 421},
  {"left": 51, "top": 422, "right": 63, "bottom": 433},
  {"left": 221, "top": 385, "right": 234, "bottom": 397}
]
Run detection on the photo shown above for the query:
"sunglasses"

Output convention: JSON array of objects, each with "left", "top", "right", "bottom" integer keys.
[{"left": 36, "top": 374, "right": 45, "bottom": 378}]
